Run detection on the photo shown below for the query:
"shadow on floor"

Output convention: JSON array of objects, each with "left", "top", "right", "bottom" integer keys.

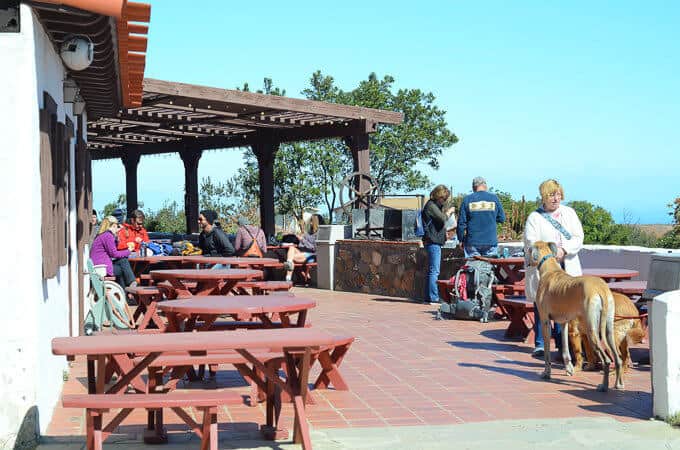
[
  {"left": 448, "top": 338, "right": 529, "bottom": 354},
  {"left": 40, "top": 422, "right": 293, "bottom": 449},
  {"left": 370, "top": 297, "right": 420, "bottom": 304},
  {"left": 458, "top": 360, "right": 594, "bottom": 389},
  {"left": 561, "top": 389, "right": 652, "bottom": 420}
]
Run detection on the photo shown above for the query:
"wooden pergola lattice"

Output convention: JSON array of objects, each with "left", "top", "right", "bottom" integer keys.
[{"left": 89, "top": 79, "right": 403, "bottom": 236}]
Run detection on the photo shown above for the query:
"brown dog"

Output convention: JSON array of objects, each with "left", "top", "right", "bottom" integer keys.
[
  {"left": 529, "top": 241, "right": 623, "bottom": 391},
  {"left": 569, "top": 292, "right": 646, "bottom": 373}
]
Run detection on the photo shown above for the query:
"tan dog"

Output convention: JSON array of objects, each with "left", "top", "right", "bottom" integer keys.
[
  {"left": 569, "top": 292, "right": 646, "bottom": 373},
  {"left": 529, "top": 241, "right": 623, "bottom": 391}
]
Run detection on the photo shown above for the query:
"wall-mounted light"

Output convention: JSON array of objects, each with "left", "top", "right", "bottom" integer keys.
[
  {"left": 73, "top": 95, "right": 86, "bottom": 115},
  {"left": 63, "top": 78, "right": 79, "bottom": 103}
]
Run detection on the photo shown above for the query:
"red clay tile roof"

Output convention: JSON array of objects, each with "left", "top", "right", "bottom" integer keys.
[{"left": 38, "top": 0, "right": 150, "bottom": 108}]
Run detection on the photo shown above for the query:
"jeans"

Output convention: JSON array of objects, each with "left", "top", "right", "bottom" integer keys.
[
  {"left": 533, "top": 304, "right": 563, "bottom": 352},
  {"left": 424, "top": 243, "right": 442, "bottom": 302},
  {"left": 211, "top": 263, "right": 231, "bottom": 270},
  {"left": 464, "top": 245, "right": 499, "bottom": 258},
  {"left": 113, "top": 258, "right": 136, "bottom": 287}
]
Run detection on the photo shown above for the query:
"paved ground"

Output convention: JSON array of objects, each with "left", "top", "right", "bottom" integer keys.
[{"left": 42, "top": 287, "right": 676, "bottom": 449}]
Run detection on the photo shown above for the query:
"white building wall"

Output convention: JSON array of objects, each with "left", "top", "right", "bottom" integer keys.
[{"left": 0, "top": 5, "right": 77, "bottom": 445}]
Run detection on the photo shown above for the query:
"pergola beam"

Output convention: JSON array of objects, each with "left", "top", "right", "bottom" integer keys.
[{"left": 90, "top": 120, "right": 374, "bottom": 160}]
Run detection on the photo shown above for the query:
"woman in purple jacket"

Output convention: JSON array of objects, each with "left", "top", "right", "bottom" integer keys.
[{"left": 90, "top": 216, "right": 137, "bottom": 287}]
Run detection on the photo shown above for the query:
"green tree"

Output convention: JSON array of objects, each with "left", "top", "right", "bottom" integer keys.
[
  {"left": 229, "top": 72, "right": 457, "bottom": 222},
  {"left": 568, "top": 201, "right": 618, "bottom": 244},
  {"left": 101, "top": 194, "right": 126, "bottom": 218},
  {"left": 658, "top": 198, "right": 680, "bottom": 248},
  {"left": 145, "top": 201, "right": 186, "bottom": 233}
]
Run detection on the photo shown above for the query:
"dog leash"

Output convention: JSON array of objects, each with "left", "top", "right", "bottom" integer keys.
[{"left": 614, "top": 313, "right": 648, "bottom": 321}]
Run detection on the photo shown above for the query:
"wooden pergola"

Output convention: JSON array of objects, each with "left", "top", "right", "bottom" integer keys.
[{"left": 88, "top": 78, "right": 403, "bottom": 236}]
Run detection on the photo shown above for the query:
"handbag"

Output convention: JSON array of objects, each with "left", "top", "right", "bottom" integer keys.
[{"left": 241, "top": 226, "right": 264, "bottom": 258}]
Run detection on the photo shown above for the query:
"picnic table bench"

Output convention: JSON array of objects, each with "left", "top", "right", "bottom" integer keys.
[
  {"left": 125, "top": 285, "right": 165, "bottom": 331},
  {"left": 53, "top": 328, "right": 334, "bottom": 449},
  {"left": 150, "top": 268, "right": 262, "bottom": 298}
]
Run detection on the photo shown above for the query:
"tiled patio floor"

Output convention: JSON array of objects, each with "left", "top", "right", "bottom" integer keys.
[{"left": 46, "top": 288, "right": 651, "bottom": 443}]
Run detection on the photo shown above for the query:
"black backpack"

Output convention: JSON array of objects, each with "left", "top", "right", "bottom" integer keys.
[{"left": 440, "top": 260, "right": 496, "bottom": 322}]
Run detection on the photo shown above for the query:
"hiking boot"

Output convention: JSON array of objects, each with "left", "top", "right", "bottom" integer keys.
[{"left": 283, "top": 260, "right": 294, "bottom": 271}]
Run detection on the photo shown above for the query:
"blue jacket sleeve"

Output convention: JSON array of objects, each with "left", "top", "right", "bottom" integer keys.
[
  {"left": 456, "top": 199, "right": 468, "bottom": 243},
  {"left": 496, "top": 198, "right": 506, "bottom": 224}
]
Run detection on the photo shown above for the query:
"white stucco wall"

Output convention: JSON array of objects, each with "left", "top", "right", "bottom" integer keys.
[
  {"left": 651, "top": 290, "right": 680, "bottom": 419},
  {"left": 0, "top": 5, "right": 78, "bottom": 446}
]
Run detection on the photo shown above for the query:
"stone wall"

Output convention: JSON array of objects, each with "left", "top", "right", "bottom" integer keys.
[{"left": 334, "top": 240, "right": 465, "bottom": 300}]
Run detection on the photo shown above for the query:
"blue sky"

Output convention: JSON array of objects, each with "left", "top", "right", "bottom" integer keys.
[{"left": 93, "top": 1, "right": 680, "bottom": 224}]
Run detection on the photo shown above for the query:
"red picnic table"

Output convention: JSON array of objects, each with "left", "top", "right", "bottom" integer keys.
[
  {"left": 158, "top": 295, "right": 316, "bottom": 331},
  {"left": 582, "top": 268, "right": 639, "bottom": 283},
  {"left": 607, "top": 280, "right": 647, "bottom": 296},
  {"left": 182, "top": 256, "right": 282, "bottom": 269},
  {"left": 52, "top": 328, "right": 333, "bottom": 450},
  {"left": 150, "top": 268, "right": 262, "bottom": 298},
  {"left": 128, "top": 255, "right": 187, "bottom": 276},
  {"left": 474, "top": 256, "right": 525, "bottom": 284}
]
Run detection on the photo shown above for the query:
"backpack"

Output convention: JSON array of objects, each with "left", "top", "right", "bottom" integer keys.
[
  {"left": 242, "top": 227, "right": 264, "bottom": 258},
  {"left": 146, "top": 241, "right": 173, "bottom": 256},
  {"left": 83, "top": 260, "right": 135, "bottom": 334},
  {"left": 440, "top": 260, "right": 496, "bottom": 322}
]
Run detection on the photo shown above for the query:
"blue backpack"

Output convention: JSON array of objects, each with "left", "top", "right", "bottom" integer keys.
[{"left": 146, "top": 242, "right": 173, "bottom": 256}]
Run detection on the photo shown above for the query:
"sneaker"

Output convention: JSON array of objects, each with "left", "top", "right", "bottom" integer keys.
[
  {"left": 532, "top": 347, "right": 545, "bottom": 358},
  {"left": 283, "top": 260, "right": 294, "bottom": 271}
]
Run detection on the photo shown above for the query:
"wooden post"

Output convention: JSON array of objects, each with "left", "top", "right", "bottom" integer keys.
[
  {"left": 179, "top": 149, "right": 202, "bottom": 234},
  {"left": 121, "top": 153, "right": 141, "bottom": 215},
  {"left": 252, "top": 139, "right": 279, "bottom": 239},
  {"left": 345, "top": 132, "right": 371, "bottom": 208}
]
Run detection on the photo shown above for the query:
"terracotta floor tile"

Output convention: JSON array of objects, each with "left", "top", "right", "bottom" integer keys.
[{"left": 45, "top": 287, "right": 652, "bottom": 443}]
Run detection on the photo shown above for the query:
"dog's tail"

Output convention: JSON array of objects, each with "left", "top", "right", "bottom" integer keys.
[{"left": 598, "top": 287, "right": 619, "bottom": 362}]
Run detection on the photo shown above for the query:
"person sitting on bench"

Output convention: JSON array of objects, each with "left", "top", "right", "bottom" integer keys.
[
  {"left": 283, "top": 214, "right": 324, "bottom": 282},
  {"left": 90, "top": 216, "right": 137, "bottom": 287}
]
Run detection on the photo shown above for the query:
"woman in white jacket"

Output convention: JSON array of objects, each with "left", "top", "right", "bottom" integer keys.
[{"left": 524, "top": 179, "right": 584, "bottom": 357}]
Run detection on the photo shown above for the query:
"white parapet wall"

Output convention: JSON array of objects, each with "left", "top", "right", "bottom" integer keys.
[
  {"left": 652, "top": 290, "right": 680, "bottom": 420},
  {"left": 500, "top": 242, "right": 680, "bottom": 278}
]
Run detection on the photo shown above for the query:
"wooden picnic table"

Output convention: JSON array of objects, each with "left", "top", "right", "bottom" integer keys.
[
  {"left": 150, "top": 268, "right": 262, "bottom": 298},
  {"left": 182, "top": 256, "right": 282, "bottom": 268},
  {"left": 607, "top": 280, "right": 647, "bottom": 296},
  {"left": 582, "top": 268, "right": 639, "bottom": 282},
  {"left": 158, "top": 295, "right": 316, "bottom": 331},
  {"left": 474, "top": 256, "right": 525, "bottom": 284},
  {"left": 52, "top": 328, "right": 334, "bottom": 449},
  {"left": 128, "top": 255, "right": 187, "bottom": 275}
]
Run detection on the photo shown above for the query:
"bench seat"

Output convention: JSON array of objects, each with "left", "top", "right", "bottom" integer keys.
[
  {"left": 63, "top": 390, "right": 243, "bottom": 410},
  {"left": 63, "top": 390, "right": 242, "bottom": 449}
]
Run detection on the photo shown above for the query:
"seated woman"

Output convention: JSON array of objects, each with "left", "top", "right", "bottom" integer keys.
[
  {"left": 234, "top": 217, "right": 267, "bottom": 257},
  {"left": 91, "top": 216, "right": 137, "bottom": 287},
  {"left": 282, "top": 213, "right": 324, "bottom": 282},
  {"left": 117, "top": 209, "right": 150, "bottom": 255}
]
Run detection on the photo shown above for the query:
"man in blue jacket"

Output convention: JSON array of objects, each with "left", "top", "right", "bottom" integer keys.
[{"left": 457, "top": 177, "right": 506, "bottom": 257}]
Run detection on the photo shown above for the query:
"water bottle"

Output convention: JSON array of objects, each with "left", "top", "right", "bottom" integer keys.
[{"left": 502, "top": 247, "right": 510, "bottom": 259}]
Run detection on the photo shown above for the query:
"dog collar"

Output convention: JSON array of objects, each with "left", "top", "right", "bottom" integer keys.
[{"left": 537, "top": 254, "right": 555, "bottom": 271}]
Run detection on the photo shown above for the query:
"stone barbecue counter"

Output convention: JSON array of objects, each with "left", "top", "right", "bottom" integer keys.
[{"left": 334, "top": 239, "right": 464, "bottom": 300}]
